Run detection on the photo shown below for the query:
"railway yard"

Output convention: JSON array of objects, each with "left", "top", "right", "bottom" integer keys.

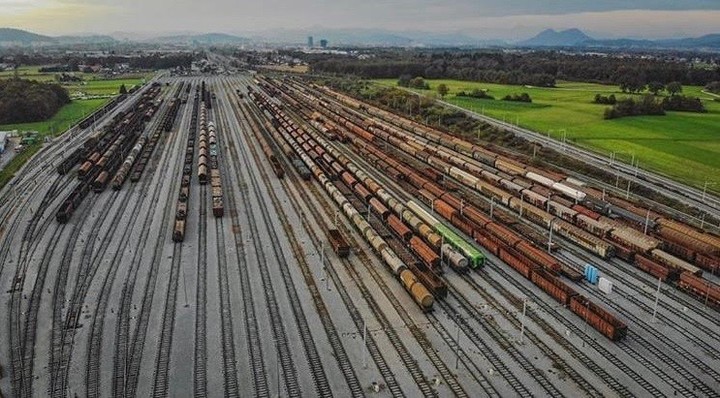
[{"left": 2, "top": 72, "right": 720, "bottom": 398}]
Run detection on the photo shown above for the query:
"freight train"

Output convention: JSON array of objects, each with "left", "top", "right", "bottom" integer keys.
[
  {"left": 173, "top": 87, "right": 200, "bottom": 242},
  {"left": 256, "top": 78, "right": 632, "bottom": 338},
  {"left": 290, "top": 78, "right": 720, "bottom": 307}
]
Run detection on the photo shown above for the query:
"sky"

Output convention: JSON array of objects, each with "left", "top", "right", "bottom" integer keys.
[{"left": 1, "top": 0, "right": 719, "bottom": 40}]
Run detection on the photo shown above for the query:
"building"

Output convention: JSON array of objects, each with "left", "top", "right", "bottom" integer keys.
[
  {"left": 320, "top": 39, "right": 328, "bottom": 48},
  {"left": 307, "top": 36, "right": 314, "bottom": 48}
]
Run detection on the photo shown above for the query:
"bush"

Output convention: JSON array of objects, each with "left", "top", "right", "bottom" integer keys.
[
  {"left": 408, "top": 77, "right": 430, "bottom": 90},
  {"left": 593, "top": 94, "right": 616, "bottom": 105},
  {"left": 502, "top": 93, "right": 532, "bottom": 103},
  {"left": 662, "top": 95, "right": 706, "bottom": 113},
  {"left": 705, "top": 81, "right": 720, "bottom": 94},
  {"left": 457, "top": 89, "right": 494, "bottom": 100},
  {"left": 604, "top": 95, "right": 665, "bottom": 119}
]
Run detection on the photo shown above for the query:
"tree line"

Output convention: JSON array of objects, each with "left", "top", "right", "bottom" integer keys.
[
  {"left": 2, "top": 53, "right": 193, "bottom": 70},
  {"left": 299, "top": 50, "right": 720, "bottom": 87},
  {"left": 0, "top": 78, "right": 70, "bottom": 124}
]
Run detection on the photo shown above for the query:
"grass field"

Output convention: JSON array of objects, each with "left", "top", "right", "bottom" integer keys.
[
  {"left": 65, "top": 77, "right": 150, "bottom": 97},
  {"left": 0, "top": 98, "right": 108, "bottom": 137},
  {"left": 0, "top": 98, "right": 108, "bottom": 190},
  {"left": 375, "top": 78, "right": 720, "bottom": 190},
  {"left": 0, "top": 66, "right": 152, "bottom": 97}
]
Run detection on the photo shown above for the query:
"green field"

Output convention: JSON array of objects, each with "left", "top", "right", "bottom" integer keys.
[
  {"left": 65, "top": 77, "right": 150, "bottom": 97},
  {"left": 0, "top": 98, "right": 108, "bottom": 137},
  {"left": 375, "top": 79, "right": 720, "bottom": 190},
  {"left": 0, "top": 98, "right": 108, "bottom": 190},
  {"left": 0, "top": 66, "right": 152, "bottom": 97}
]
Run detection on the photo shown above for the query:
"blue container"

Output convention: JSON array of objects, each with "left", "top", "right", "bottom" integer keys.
[{"left": 584, "top": 264, "right": 600, "bottom": 285}]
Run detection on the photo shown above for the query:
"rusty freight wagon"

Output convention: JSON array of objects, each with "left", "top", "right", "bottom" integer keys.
[{"left": 328, "top": 229, "right": 350, "bottom": 258}]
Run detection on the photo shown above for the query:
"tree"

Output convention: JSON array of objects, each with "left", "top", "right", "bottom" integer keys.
[
  {"left": 667, "top": 81, "right": 683, "bottom": 96},
  {"left": 704, "top": 81, "right": 720, "bottom": 94},
  {"left": 119, "top": 84, "right": 128, "bottom": 95},
  {"left": 647, "top": 81, "right": 664, "bottom": 95},
  {"left": 408, "top": 77, "right": 429, "bottom": 90},
  {"left": 437, "top": 83, "right": 449, "bottom": 98}
]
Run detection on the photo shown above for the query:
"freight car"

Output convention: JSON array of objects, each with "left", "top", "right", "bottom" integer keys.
[
  {"left": 253, "top": 93, "right": 434, "bottom": 310},
  {"left": 328, "top": 229, "right": 350, "bottom": 257},
  {"left": 677, "top": 273, "right": 720, "bottom": 307},
  {"left": 407, "top": 200, "right": 485, "bottom": 268},
  {"left": 173, "top": 219, "right": 185, "bottom": 242},
  {"left": 570, "top": 295, "right": 627, "bottom": 341},
  {"left": 268, "top": 79, "right": 631, "bottom": 339}
]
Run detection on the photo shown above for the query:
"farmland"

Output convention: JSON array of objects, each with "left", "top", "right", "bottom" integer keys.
[
  {"left": 0, "top": 66, "right": 153, "bottom": 97},
  {"left": 374, "top": 78, "right": 720, "bottom": 189}
]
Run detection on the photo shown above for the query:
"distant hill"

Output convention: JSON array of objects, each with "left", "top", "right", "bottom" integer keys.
[
  {"left": 587, "top": 33, "right": 720, "bottom": 49},
  {"left": 0, "top": 28, "right": 54, "bottom": 44},
  {"left": 150, "top": 33, "right": 250, "bottom": 45},
  {"left": 0, "top": 28, "right": 118, "bottom": 46},
  {"left": 246, "top": 28, "right": 506, "bottom": 47},
  {"left": 56, "top": 34, "right": 117, "bottom": 44},
  {"left": 518, "top": 28, "right": 593, "bottom": 47}
]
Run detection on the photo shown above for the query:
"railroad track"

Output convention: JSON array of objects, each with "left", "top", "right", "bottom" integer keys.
[
  {"left": 13, "top": 223, "right": 67, "bottom": 398},
  {"left": 323, "top": 125, "right": 616, "bottom": 398},
  {"left": 458, "top": 273, "right": 604, "bottom": 397},
  {"left": 230, "top": 81, "right": 366, "bottom": 397},
  {"left": 9, "top": 176, "right": 72, "bottom": 398},
  {"left": 557, "top": 251, "right": 720, "bottom": 396},
  {"left": 213, "top": 126, "right": 270, "bottom": 398},
  {"left": 263, "top": 78, "right": 509, "bottom": 398},
  {"left": 263, "top": 134, "right": 405, "bottom": 397},
  {"left": 224, "top": 82, "right": 324, "bottom": 398},
  {"left": 85, "top": 187, "right": 162, "bottom": 397},
  {"left": 55, "top": 89, "right": 181, "bottom": 395},
  {"left": 193, "top": 183, "right": 209, "bottom": 397},
  {"left": 486, "top": 260, "right": 665, "bottom": 396},
  {"left": 213, "top": 217, "right": 241, "bottom": 397},
  {"left": 50, "top": 193, "right": 116, "bottom": 398},
  {"left": 86, "top": 90, "right": 191, "bottom": 398},
  {"left": 151, "top": 243, "right": 184, "bottom": 397},
  {"left": 443, "top": 287, "right": 563, "bottom": 398},
  {"left": 210, "top": 86, "right": 259, "bottom": 397},
  {"left": 224, "top": 108, "right": 302, "bottom": 397},
  {"left": 396, "top": 88, "right": 720, "bottom": 221},
  {"left": 565, "top": 248, "right": 720, "bottom": 349},
  {"left": 148, "top": 88, "right": 197, "bottom": 398},
  {"left": 113, "top": 92, "right": 188, "bottom": 397},
  {"left": 305, "top": 113, "right": 546, "bottom": 398},
  {"left": 8, "top": 83, "right": 164, "bottom": 398},
  {"left": 463, "top": 273, "right": 633, "bottom": 398},
  {"left": 236, "top": 100, "right": 445, "bottom": 398}
]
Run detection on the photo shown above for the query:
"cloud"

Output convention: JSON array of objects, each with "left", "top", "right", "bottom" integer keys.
[
  {"left": 0, "top": 1, "right": 119, "bottom": 33},
  {"left": 3, "top": 0, "right": 719, "bottom": 39}
]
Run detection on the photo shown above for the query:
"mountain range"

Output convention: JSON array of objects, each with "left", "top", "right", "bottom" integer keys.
[
  {"left": 1, "top": 27, "right": 720, "bottom": 50},
  {"left": 518, "top": 28, "right": 720, "bottom": 49}
]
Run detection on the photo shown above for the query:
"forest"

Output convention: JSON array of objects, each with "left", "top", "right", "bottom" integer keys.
[
  {"left": 301, "top": 50, "right": 720, "bottom": 87},
  {"left": 0, "top": 79, "right": 71, "bottom": 124},
  {"left": 1, "top": 53, "right": 193, "bottom": 70}
]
